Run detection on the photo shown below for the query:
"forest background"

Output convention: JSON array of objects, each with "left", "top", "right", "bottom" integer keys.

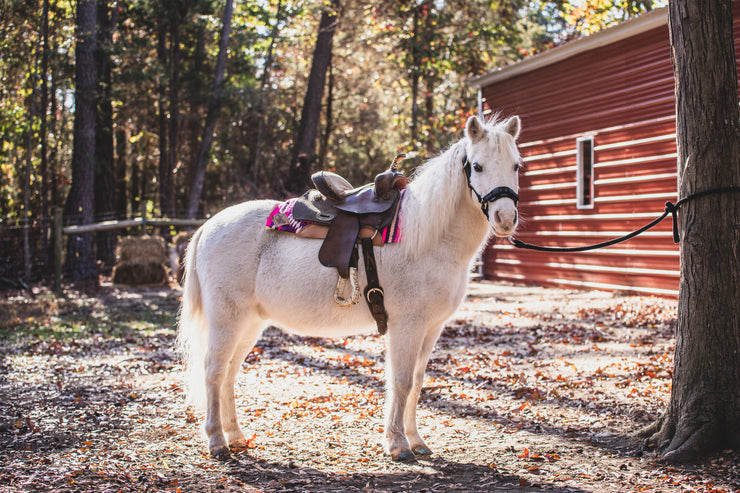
[{"left": 0, "top": 0, "right": 661, "bottom": 282}]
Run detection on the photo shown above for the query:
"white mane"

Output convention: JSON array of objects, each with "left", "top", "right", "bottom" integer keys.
[
  {"left": 400, "top": 142, "right": 470, "bottom": 258},
  {"left": 400, "top": 116, "right": 517, "bottom": 258}
]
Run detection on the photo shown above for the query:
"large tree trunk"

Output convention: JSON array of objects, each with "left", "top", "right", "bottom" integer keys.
[
  {"left": 49, "top": 45, "right": 61, "bottom": 210},
  {"left": 24, "top": 42, "right": 36, "bottom": 286},
  {"left": 409, "top": 3, "right": 420, "bottom": 144},
  {"left": 114, "top": 124, "right": 128, "bottom": 217},
  {"left": 40, "top": 0, "right": 50, "bottom": 222},
  {"left": 130, "top": 132, "right": 141, "bottom": 214},
  {"left": 251, "top": 0, "right": 284, "bottom": 185},
  {"left": 317, "top": 53, "right": 333, "bottom": 171},
  {"left": 641, "top": 0, "right": 740, "bottom": 463},
  {"left": 63, "top": 0, "right": 98, "bottom": 281},
  {"left": 40, "top": 0, "right": 52, "bottom": 273},
  {"left": 156, "top": 17, "right": 169, "bottom": 218},
  {"left": 164, "top": 12, "right": 181, "bottom": 219},
  {"left": 186, "top": 0, "right": 233, "bottom": 219},
  {"left": 94, "top": 0, "right": 117, "bottom": 272},
  {"left": 185, "top": 20, "right": 207, "bottom": 198},
  {"left": 284, "top": 0, "right": 338, "bottom": 194}
]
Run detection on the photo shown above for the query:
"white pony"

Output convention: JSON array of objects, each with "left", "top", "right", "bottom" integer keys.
[{"left": 178, "top": 115, "right": 521, "bottom": 462}]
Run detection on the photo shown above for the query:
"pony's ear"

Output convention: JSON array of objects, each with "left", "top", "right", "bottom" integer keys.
[
  {"left": 465, "top": 115, "right": 485, "bottom": 143},
  {"left": 504, "top": 116, "right": 521, "bottom": 140}
]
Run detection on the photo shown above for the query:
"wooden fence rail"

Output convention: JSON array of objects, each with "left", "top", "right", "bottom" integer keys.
[{"left": 53, "top": 208, "right": 205, "bottom": 292}]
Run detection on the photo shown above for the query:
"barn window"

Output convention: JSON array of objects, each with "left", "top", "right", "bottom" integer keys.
[{"left": 576, "top": 137, "right": 595, "bottom": 209}]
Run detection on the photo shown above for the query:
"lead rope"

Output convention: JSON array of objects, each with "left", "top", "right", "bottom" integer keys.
[{"left": 509, "top": 186, "right": 740, "bottom": 253}]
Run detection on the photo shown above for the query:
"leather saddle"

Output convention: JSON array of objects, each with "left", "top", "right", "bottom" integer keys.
[{"left": 292, "top": 167, "right": 408, "bottom": 279}]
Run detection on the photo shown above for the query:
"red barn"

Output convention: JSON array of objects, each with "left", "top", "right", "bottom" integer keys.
[{"left": 468, "top": 6, "right": 740, "bottom": 297}]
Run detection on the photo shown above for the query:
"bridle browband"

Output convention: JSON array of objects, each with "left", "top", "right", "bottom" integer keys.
[{"left": 462, "top": 154, "right": 519, "bottom": 219}]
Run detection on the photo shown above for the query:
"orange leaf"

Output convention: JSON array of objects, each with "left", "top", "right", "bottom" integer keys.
[{"left": 245, "top": 433, "right": 257, "bottom": 449}]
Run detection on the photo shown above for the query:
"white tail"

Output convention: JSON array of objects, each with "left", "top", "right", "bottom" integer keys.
[{"left": 176, "top": 227, "right": 208, "bottom": 408}]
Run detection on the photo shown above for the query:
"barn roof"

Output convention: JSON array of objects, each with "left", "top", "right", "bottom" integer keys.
[{"left": 468, "top": 7, "right": 668, "bottom": 89}]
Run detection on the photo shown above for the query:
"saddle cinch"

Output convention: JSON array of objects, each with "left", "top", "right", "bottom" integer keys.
[{"left": 291, "top": 157, "right": 409, "bottom": 334}]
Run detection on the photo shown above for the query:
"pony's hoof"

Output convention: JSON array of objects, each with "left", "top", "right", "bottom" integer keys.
[
  {"left": 412, "top": 445, "right": 433, "bottom": 457},
  {"left": 391, "top": 449, "right": 417, "bottom": 462},
  {"left": 210, "top": 445, "right": 231, "bottom": 460},
  {"left": 229, "top": 438, "right": 251, "bottom": 452}
]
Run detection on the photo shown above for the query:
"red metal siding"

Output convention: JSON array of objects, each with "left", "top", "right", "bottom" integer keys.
[
  {"left": 485, "top": 117, "right": 680, "bottom": 296},
  {"left": 483, "top": 25, "right": 674, "bottom": 143},
  {"left": 480, "top": 8, "right": 740, "bottom": 297}
]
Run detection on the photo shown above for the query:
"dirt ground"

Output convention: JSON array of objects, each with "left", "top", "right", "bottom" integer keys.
[{"left": 0, "top": 280, "right": 738, "bottom": 492}]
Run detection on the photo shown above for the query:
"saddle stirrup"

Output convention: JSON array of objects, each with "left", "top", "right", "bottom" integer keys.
[{"left": 334, "top": 267, "right": 360, "bottom": 306}]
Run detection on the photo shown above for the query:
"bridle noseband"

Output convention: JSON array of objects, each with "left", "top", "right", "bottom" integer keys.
[{"left": 462, "top": 155, "right": 519, "bottom": 219}]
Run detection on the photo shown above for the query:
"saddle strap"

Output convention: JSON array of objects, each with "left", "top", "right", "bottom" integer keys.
[{"left": 360, "top": 237, "right": 388, "bottom": 335}]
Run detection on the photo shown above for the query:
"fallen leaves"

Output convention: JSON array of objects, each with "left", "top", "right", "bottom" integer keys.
[{"left": 1, "top": 283, "right": 737, "bottom": 493}]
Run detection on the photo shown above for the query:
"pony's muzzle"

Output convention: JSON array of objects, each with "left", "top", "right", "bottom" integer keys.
[{"left": 491, "top": 200, "right": 518, "bottom": 237}]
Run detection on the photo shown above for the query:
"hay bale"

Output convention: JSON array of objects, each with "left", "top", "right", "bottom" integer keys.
[
  {"left": 112, "top": 235, "right": 169, "bottom": 285},
  {"left": 112, "top": 262, "right": 168, "bottom": 285},
  {"left": 115, "top": 235, "right": 167, "bottom": 265}
]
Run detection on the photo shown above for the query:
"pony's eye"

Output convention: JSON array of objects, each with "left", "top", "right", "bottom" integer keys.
[
  {"left": 514, "top": 162, "right": 522, "bottom": 172},
  {"left": 473, "top": 163, "right": 483, "bottom": 172}
]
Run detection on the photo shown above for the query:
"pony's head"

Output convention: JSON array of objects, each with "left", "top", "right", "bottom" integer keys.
[{"left": 463, "top": 114, "right": 522, "bottom": 237}]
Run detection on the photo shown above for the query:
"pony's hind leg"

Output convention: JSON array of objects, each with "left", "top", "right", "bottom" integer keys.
[
  {"left": 204, "top": 318, "right": 256, "bottom": 459},
  {"left": 221, "top": 320, "right": 264, "bottom": 450}
]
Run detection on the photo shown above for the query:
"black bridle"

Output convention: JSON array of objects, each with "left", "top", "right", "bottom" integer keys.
[{"left": 462, "top": 155, "right": 519, "bottom": 219}]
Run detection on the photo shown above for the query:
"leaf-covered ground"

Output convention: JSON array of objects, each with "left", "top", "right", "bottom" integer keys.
[{"left": 0, "top": 281, "right": 738, "bottom": 492}]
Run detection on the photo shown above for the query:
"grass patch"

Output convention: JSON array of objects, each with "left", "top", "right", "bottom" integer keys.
[{"left": 0, "top": 285, "right": 180, "bottom": 344}]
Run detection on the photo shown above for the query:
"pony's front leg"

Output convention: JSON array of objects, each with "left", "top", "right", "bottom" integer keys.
[
  {"left": 385, "top": 328, "right": 418, "bottom": 462},
  {"left": 403, "top": 326, "right": 443, "bottom": 457}
]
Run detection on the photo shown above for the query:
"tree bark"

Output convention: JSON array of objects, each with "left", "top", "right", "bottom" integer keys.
[
  {"left": 130, "top": 133, "right": 141, "bottom": 214},
  {"left": 251, "top": 0, "right": 284, "bottom": 184},
  {"left": 409, "top": 3, "right": 420, "bottom": 144},
  {"left": 424, "top": 74, "right": 435, "bottom": 154},
  {"left": 165, "top": 11, "right": 181, "bottom": 218},
  {"left": 24, "top": 41, "right": 37, "bottom": 286},
  {"left": 49, "top": 45, "right": 60, "bottom": 210},
  {"left": 186, "top": 0, "right": 234, "bottom": 219},
  {"left": 641, "top": 0, "right": 740, "bottom": 463},
  {"left": 156, "top": 16, "right": 169, "bottom": 217},
  {"left": 317, "top": 52, "right": 333, "bottom": 170},
  {"left": 114, "top": 124, "right": 128, "bottom": 217},
  {"left": 40, "top": 0, "right": 50, "bottom": 222},
  {"left": 40, "top": 0, "right": 52, "bottom": 273},
  {"left": 94, "top": 0, "right": 117, "bottom": 272},
  {"left": 63, "top": 0, "right": 98, "bottom": 281},
  {"left": 285, "top": 0, "right": 339, "bottom": 194},
  {"left": 186, "top": 20, "right": 207, "bottom": 198}
]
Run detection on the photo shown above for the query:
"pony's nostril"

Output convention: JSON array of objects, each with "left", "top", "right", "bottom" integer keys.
[{"left": 494, "top": 208, "right": 516, "bottom": 229}]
